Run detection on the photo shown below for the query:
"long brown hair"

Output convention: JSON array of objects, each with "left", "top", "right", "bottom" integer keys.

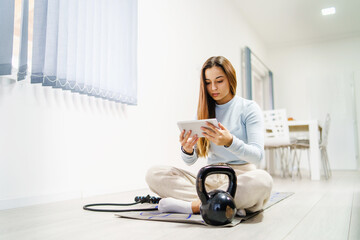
[{"left": 196, "top": 56, "right": 237, "bottom": 157}]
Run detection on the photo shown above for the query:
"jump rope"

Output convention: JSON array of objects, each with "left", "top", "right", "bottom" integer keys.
[
  {"left": 83, "top": 165, "right": 238, "bottom": 226},
  {"left": 83, "top": 194, "right": 161, "bottom": 212}
]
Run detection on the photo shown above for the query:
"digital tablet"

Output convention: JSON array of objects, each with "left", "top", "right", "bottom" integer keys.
[{"left": 177, "top": 118, "right": 219, "bottom": 138}]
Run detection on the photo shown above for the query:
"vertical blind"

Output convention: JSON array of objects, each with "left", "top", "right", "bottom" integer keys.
[
  {"left": 1, "top": 0, "right": 138, "bottom": 105},
  {"left": 0, "top": 0, "right": 15, "bottom": 76},
  {"left": 18, "top": 0, "right": 29, "bottom": 80}
]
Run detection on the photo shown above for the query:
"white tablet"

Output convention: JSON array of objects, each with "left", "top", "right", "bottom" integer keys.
[{"left": 177, "top": 118, "right": 219, "bottom": 138}]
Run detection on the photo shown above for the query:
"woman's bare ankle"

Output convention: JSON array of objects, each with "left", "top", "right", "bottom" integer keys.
[{"left": 191, "top": 200, "right": 201, "bottom": 213}]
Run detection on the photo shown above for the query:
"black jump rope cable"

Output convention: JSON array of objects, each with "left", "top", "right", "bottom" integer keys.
[{"left": 83, "top": 194, "right": 162, "bottom": 212}]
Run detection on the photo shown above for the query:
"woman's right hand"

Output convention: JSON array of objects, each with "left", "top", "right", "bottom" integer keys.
[{"left": 179, "top": 130, "right": 198, "bottom": 154}]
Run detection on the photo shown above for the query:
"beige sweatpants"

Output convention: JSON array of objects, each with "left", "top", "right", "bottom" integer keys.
[{"left": 146, "top": 163, "right": 273, "bottom": 212}]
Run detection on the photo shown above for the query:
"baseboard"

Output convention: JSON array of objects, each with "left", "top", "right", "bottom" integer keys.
[
  {"left": 0, "top": 191, "right": 82, "bottom": 210},
  {"left": 0, "top": 183, "right": 149, "bottom": 211}
]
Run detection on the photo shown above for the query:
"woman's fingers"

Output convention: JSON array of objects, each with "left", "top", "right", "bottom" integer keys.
[
  {"left": 190, "top": 135, "right": 198, "bottom": 146},
  {"left": 203, "top": 132, "right": 214, "bottom": 140},
  {"left": 218, "top": 122, "right": 227, "bottom": 130},
  {"left": 180, "top": 130, "right": 191, "bottom": 142},
  {"left": 182, "top": 134, "right": 198, "bottom": 153},
  {"left": 180, "top": 130, "right": 191, "bottom": 146},
  {"left": 201, "top": 123, "right": 218, "bottom": 138},
  {"left": 206, "top": 122, "right": 221, "bottom": 133},
  {"left": 184, "top": 134, "right": 198, "bottom": 147},
  {"left": 201, "top": 126, "right": 215, "bottom": 136},
  {"left": 202, "top": 122, "right": 232, "bottom": 146},
  {"left": 179, "top": 130, "right": 185, "bottom": 141},
  {"left": 201, "top": 122, "right": 220, "bottom": 136}
]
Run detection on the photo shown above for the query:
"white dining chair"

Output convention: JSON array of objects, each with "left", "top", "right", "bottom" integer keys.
[
  {"left": 263, "top": 109, "right": 295, "bottom": 177},
  {"left": 290, "top": 113, "right": 331, "bottom": 180},
  {"left": 290, "top": 138, "right": 310, "bottom": 180},
  {"left": 320, "top": 114, "right": 332, "bottom": 179}
]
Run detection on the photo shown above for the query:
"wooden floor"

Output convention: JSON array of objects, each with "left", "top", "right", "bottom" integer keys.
[{"left": 1, "top": 170, "right": 359, "bottom": 240}]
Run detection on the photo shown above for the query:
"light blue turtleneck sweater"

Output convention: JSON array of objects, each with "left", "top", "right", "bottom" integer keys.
[{"left": 181, "top": 95, "right": 264, "bottom": 165}]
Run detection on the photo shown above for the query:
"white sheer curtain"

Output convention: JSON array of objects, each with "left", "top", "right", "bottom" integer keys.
[
  {"left": 242, "top": 46, "right": 274, "bottom": 110},
  {"left": 251, "top": 56, "right": 271, "bottom": 110},
  {"left": 31, "top": 0, "right": 138, "bottom": 105}
]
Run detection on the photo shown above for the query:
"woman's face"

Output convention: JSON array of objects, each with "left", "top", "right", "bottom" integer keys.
[{"left": 204, "top": 66, "right": 233, "bottom": 105}]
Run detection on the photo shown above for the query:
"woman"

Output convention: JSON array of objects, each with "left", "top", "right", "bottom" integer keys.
[{"left": 146, "top": 56, "right": 273, "bottom": 216}]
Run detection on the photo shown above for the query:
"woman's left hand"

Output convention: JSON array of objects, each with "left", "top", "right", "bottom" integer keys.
[{"left": 201, "top": 122, "right": 233, "bottom": 147}]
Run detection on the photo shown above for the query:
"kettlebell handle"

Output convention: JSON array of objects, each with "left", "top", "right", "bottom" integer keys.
[{"left": 196, "top": 165, "right": 237, "bottom": 203}]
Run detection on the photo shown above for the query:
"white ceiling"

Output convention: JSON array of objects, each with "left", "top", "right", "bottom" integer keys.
[{"left": 233, "top": 0, "right": 360, "bottom": 48}]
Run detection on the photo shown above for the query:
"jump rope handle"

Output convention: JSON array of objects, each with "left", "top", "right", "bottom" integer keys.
[
  {"left": 134, "top": 194, "right": 161, "bottom": 204},
  {"left": 83, "top": 194, "right": 161, "bottom": 212}
]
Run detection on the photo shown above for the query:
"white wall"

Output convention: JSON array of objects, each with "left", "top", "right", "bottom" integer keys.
[
  {"left": 0, "top": 0, "right": 267, "bottom": 210},
  {"left": 268, "top": 36, "right": 360, "bottom": 170}
]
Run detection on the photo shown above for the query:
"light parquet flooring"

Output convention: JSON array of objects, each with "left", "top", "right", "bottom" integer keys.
[{"left": 0, "top": 170, "right": 359, "bottom": 240}]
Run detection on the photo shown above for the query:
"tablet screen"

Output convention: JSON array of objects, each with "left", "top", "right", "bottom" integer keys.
[{"left": 177, "top": 118, "right": 219, "bottom": 138}]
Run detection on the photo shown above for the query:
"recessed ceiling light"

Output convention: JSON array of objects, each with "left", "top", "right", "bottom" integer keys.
[{"left": 322, "top": 7, "right": 336, "bottom": 15}]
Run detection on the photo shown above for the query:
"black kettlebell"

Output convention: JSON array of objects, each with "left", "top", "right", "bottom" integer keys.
[{"left": 196, "top": 165, "right": 237, "bottom": 226}]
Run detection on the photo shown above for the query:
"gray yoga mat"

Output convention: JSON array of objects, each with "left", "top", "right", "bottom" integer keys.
[{"left": 116, "top": 192, "right": 294, "bottom": 227}]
